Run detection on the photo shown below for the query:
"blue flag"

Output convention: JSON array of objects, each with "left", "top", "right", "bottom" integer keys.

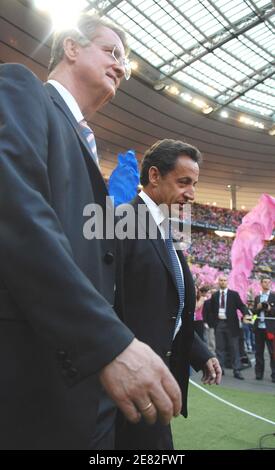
[{"left": 109, "top": 150, "right": 140, "bottom": 207}]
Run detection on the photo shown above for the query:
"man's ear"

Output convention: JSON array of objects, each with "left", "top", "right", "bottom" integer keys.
[
  {"left": 63, "top": 37, "right": 80, "bottom": 63},
  {"left": 148, "top": 166, "right": 161, "bottom": 187}
]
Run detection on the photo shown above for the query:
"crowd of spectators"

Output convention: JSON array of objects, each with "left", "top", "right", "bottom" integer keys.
[
  {"left": 185, "top": 230, "right": 274, "bottom": 274},
  {"left": 191, "top": 203, "right": 247, "bottom": 230}
]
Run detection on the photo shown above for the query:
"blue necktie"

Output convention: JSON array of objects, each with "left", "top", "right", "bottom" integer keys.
[
  {"left": 79, "top": 119, "right": 99, "bottom": 165},
  {"left": 165, "top": 224, "right": 185, "bottom": 337}
]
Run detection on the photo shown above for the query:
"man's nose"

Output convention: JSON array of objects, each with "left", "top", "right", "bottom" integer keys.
[
  {"left": 184, "top": 187, "right": 195, "bottom": 202},
  {"left": 112, "top": 61, "right": 125, "bottom": 79}
]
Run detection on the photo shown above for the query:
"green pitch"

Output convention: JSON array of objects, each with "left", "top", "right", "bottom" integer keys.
[{"left": 172, "top": 383, "right": 275, "bottom": 450}]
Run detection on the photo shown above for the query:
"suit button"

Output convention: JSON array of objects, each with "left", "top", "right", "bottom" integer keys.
[
  {"left": 56, "top": 350, "right": 68, "bottom": 360},
  {"left": 67, "top": 368, "right": 78, "bottom": 378},
  {"left": 171, "top": 316, "right": 176, "bottom": 321},
  {"left": 165, "top": 351, "right": 172, "bottom": 357},
  {"left": 63, "top": 359, "right": 72, "bottom": 369},
  {"left": 104, "top": 251, "right": 114, "bottom": 264}
]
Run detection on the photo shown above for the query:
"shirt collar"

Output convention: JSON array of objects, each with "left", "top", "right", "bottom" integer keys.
[
  {"left": 47, "top": 80, "right": 84, "bottom": 124},
  {"left": 139, "top": 191, "right": 166, "bottom": 229},
  {"left": 220, "top": 288, "right": 228, "bottom": 294}
]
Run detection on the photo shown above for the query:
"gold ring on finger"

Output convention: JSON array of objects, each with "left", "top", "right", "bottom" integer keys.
[{"left": 140, "top": 401, "right": 153, "bottom": 412}]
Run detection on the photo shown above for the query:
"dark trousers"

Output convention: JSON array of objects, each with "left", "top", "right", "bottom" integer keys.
[
  {"left": 255, "top": 328, "right": 275, "bottom": 380},
  {"left": 115, "top": 410, "right": 174, "bottom": 450},
  {"left": 215, "top": 320, "right": 241, "bottom": 372}
]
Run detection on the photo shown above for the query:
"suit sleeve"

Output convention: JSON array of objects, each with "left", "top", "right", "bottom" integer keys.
[
  {"left": 267, "top": 294, "right": 275, "bottom": 313},
  {"left": 235, "top": 292, "right": 249, "bottom": 315},
  {"left": 190, "top": 332, "right": 212, "bottom": 371},
  {"left": 270, "top": 295, "right": 275, "bottom": 316},
  {"left": 202, "top": 300, "right": 212, "bottom": 325},
  {"left": 202, "top": 303, "right": 207, "bottom": 323},
  {"left": 0, "top": 64, "right": 134, "bottom": 384}
]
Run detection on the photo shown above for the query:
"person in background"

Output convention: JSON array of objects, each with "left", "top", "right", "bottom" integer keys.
[
  {"left": 210, "top": 275, "right": 248, "bottom": 380},
  {"left": 0, "top": 14, "right": 181, "bottom": 450},
  {"left": 202, "top": 288, "right": 217, "bottom": 356},
  {"left": 253, "top": 277, "right": 275, "bottom": 382},
  {"left": 115, "top": 139, "right": 222, "bottom": 450},
  {"left": 194, "top": 286, "right": 208, "bottom": 340},
  {"left": 242, "top": 300, "right": 255, "bottom": 353}
]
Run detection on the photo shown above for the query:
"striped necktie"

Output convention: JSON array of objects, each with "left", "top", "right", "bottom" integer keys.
[
  {"left": 79, "top": 119, "right": 99, "bottom": 165},
  {"left": 165, "top": 224, "right": 185, "bottom": 338}
]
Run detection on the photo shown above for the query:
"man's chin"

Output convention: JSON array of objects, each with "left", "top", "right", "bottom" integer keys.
[{"left": 101, "top": 85, "right": 116, "bottom": 106}]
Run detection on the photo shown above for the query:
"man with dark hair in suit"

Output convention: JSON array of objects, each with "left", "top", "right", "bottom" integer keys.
[
  {"left": 210, "top": 275, "right": 248, "bottom": 380},
  {"left": 115, "top": 139, "right": 221, "bottom": 450},
  {"left": 0, "top": 14, "right": 181, "bottom": 450},
  {"left": 253, "top": 277, "right": 275, "bottom": 382}
]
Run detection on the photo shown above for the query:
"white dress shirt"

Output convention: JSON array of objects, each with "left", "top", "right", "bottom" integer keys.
[{"left": 47, "top": 79, "right": 84, "bottom": 124}]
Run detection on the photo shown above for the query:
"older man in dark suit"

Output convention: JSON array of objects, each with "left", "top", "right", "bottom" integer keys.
[
  {"left": 210, "top": 275, "right": 248, "bottom": 380},
  {"left": 115, "top": 139, "right": 221, "bottom": 450},
  {"left": 0, "top": 14, "right": 181, "bottom": 450}
]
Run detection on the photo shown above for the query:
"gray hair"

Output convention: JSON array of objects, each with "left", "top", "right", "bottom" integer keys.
[{"left": 48, "top": 13, "right": 129, "bottom": 73}]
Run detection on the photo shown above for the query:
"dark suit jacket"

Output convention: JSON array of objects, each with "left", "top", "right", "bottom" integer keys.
[
  {"left": 211, "top": 289, "right": 248, "bottom": 336},
  {"left": 0, "top": 64, "right": 133, "bottom": 449},
  {"left": 253, "top": 292, "right": 275, "bottom": 333},
  {"left": 115, "top": 196, "right": 211, "bottom": 417}
]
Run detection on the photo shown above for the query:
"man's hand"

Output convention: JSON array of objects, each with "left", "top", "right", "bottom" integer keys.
[
  {"left": 99, "top": 338, "right": 182, "bottom": 425},
  {"left": 201, "top": 357, "right": 222, "bottom": 385}
]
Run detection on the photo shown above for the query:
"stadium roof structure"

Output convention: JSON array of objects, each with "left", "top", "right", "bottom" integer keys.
[
  {"left": 100, "top": 0, "right": 275, "bottom": 125},
  {"left": 1, "top": 0, "right": 275, "bottom": 209}
]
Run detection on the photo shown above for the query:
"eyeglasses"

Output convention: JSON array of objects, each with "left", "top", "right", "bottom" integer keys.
[
  {"left": 78, "top": 34, "right": 132, "bottom": 81},
  {"left": 111, "top": 45, "right": 131, "bottom": 80}
]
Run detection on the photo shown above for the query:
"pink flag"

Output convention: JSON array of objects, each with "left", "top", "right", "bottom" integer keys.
[{"left": 228, "top": 194, "right": 275, "bottom": 302}]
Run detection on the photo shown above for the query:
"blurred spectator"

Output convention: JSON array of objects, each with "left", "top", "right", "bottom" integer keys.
[
  {"left": 210, "top": 275, "right": 248, "bottom": 380},
  {"left": 194, "top": 286, "right": 208, "bottom": 340},
  {"left": 253, "top": 277, "right": 275, "bottom": 382},
  {"left": 202, "top": 288, "right": 217, "bottom": 356},
  {"left": 242, "top": 300, "right": 255, "bottom": 353},
  {"left": 191, "top": 203, "right": 247, "bottom": 230},
  {"left": 186, "top": 230, "right": 274, "bottom": 275}
]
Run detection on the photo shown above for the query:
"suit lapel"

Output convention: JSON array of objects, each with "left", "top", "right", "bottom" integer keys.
[
  {"left": 132, "top": 196, "right": 178, "bottom": 290},
  {"left": 226, "top": 290, "right": 230, "bottom": 312},
  {"left": 177, "top": 250, "right": 195, "bottom": 313},
  {"left": 44, "top": 84, "right": 109, "bottom": 206},
  {"left": 45, "top": 84, "right": 100, "bottom": 171},
  {"left": 214, "top": 291, "right": 220, "bottom": 311},
  {"left": 216, "top": 290, "right": 229, "bottom": 313}
]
